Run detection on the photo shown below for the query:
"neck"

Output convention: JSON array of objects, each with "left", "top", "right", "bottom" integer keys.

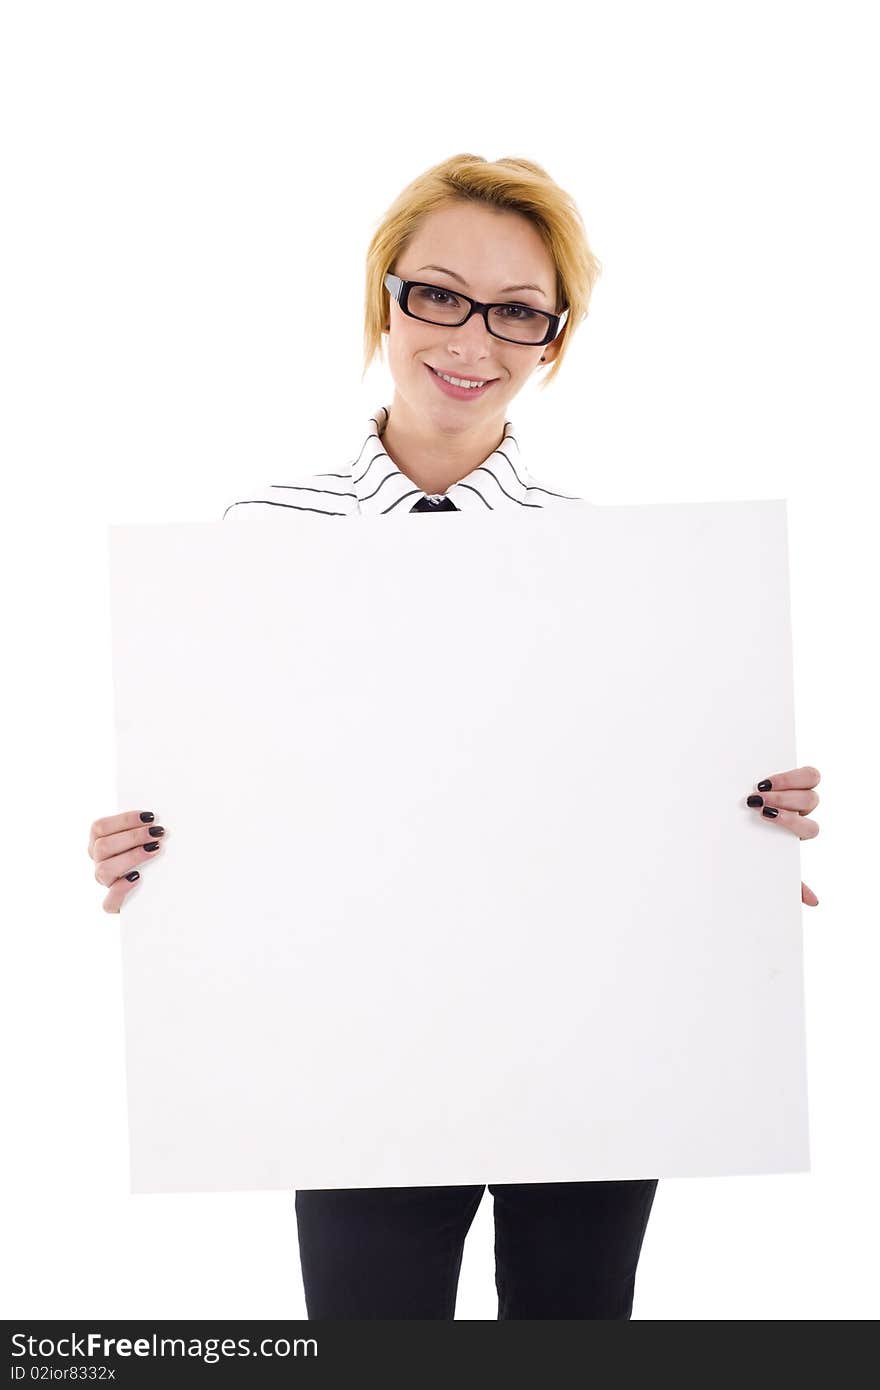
[{"left": 380, "top": 394, "right": 506, "bottom": 495}]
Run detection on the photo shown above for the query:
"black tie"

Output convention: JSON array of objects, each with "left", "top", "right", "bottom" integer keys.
[{"left": 410, "top": 495, "right": 459, "bottom": 512}]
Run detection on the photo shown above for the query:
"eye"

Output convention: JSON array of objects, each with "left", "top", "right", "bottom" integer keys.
[
  {"left": 413, "top": 285, "right": 461, "bottom": 307},
  {"left": 498, "top": 304, "right": 538, "bottom": 320}
]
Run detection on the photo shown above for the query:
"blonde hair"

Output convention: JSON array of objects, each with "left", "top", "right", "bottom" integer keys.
[{"left": 362, "top": 153, "right": 602, "bottom": 392}]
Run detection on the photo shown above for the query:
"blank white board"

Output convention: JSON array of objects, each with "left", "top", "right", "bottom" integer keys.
[{"left": 108, "top": 502, "right": 810, "bottom": 1193}]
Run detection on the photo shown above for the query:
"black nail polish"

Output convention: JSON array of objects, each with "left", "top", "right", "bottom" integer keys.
[
  {"left": 125, "top": 870, "right": 140, "bottom": 881},
  {"left": 747, "top": 795, "right": 763, "bottom": 807},
  {"left": 139, "top": 811, "right": 155, "bottom": 823},
  {"left": 148, "top": 826, "right": 164, "bottom": 837},
  {"left": 762, "top": 806, "right": 779, "bottom": 818},
  {"left": 757, "top": 779, "right": 772, "bottom": 792},
  {"left": 143, "top": 840, "right": 160, "bottom": 851}
]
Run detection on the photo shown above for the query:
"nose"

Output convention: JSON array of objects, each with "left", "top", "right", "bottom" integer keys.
[{"left": 445, "top": 307, "right": 496, "bottom": 359}]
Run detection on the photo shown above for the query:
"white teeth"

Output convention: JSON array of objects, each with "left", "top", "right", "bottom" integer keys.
[{"left": 433, "top": 368, "right": 486, "bottom": 389}]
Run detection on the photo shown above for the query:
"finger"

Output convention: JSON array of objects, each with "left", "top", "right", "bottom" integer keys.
[
  {"left": 102, "top": 870, "right": 143, "bottom": 915},
  {"left": 801, "top": 881, "right": 819, "bottom": 907},
  {"left": 93, "top": 838, "right": 163, "bottom": 887},
  {"left": 88, "top": 809, "right": 157, "bottom": 856},
  {"left": 748, "top": 789, "right": 819, "bottom": 813},
  {"left": 91, "top": 822, "right": 165, "bottom": 863},
  {"left": 753, "top": 766, "right": 821, "bottom": 793},
  {"left": 756, "top": 806, "right": 820, "bottom": 840}
]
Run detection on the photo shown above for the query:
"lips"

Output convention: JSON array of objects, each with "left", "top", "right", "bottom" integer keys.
[{"left": 427, "top": 364, "right": 498, "bottom": 385}]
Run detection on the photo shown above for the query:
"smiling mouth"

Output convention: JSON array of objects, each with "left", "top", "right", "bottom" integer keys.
[{"left": 427, "top": 364, "right": 499, "bottom": 385}]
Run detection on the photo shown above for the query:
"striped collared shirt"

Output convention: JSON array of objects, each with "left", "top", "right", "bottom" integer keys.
[{"left": 222, "top": 405, "right": 583, "bottom": 518}]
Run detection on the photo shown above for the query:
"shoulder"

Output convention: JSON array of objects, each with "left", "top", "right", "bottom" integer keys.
[{"left": 222, "top": 470, "right": 357, "bottom": 520}]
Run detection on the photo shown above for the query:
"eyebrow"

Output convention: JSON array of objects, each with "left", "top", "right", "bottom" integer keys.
[{"left": 414, "top": 264, "right": 549, "bottom": 300}]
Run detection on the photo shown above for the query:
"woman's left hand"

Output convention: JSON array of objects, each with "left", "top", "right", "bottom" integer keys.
[{"left": 747, "top": 765, "right": 821, "bottom": 906}]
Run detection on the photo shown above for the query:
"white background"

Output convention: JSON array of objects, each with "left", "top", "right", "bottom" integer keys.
[{"left": 1, "top": 0, "right": 877, "bottom": 1319}]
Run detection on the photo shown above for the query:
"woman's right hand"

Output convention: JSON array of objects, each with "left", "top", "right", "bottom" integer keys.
[{"left": 88, "top": 810, "right": 165, "bottom": 914}]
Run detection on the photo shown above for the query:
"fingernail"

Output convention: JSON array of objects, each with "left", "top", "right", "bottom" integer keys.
[
  {"left": 125, "top": 870, "right": 140, "bottom": 881},
  {"left": 757, "top": 779, "right": 772, "bottom": 792},
  {"left": 148, "top": 825, "right": 164, "bottom": 837},
  {"left": 762, "top": 806, "right": 779, "bottom": 818},
  {"left": 143, "top": 841, "right": 160, "bottom": 851},
  {"left": 139, "top": 811, "right": 155, "bottom": 823},
  {"left": 747, "top": 795, "right": 764, "bottom": 807}
]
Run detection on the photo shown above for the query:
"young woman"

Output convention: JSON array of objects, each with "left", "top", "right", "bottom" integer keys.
[{"left": 87, "top": 154, "right": 822, "bottom": 1319}]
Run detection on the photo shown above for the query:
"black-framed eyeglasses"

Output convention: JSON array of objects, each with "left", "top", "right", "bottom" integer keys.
[{"left": 384, "top": 272, "right": 568, "bottom": 347}]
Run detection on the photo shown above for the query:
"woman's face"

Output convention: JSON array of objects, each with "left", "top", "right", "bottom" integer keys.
[{"left": 384, "top": 202, "right": 562, "bottom": 431}]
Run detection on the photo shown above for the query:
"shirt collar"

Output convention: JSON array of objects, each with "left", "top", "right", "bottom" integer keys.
[{"left": 352, "top": 404, "right": 539, "bottom": 515}]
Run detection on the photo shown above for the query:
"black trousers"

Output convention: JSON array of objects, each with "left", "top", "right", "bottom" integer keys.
[{"left": 295, "top": 1177, "right": 659, "bottom": 1319}]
